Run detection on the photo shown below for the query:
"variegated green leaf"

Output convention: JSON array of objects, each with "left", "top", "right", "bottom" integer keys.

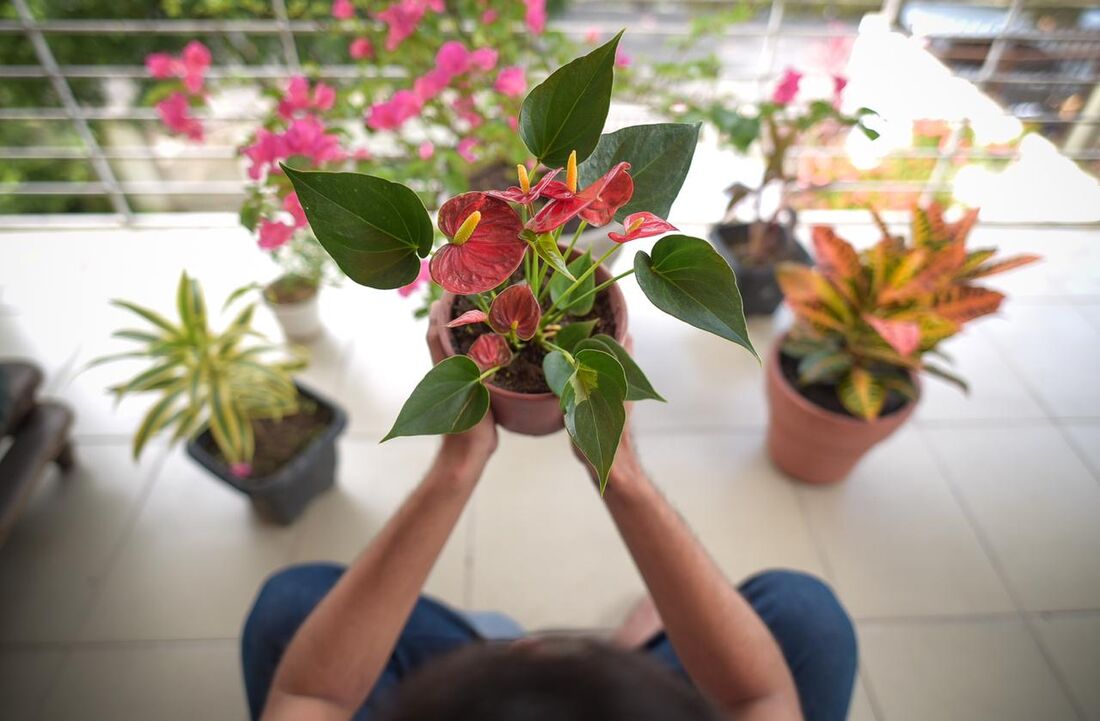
[{"left": 838, "top": 367, "right": 885, "bottom": 420}]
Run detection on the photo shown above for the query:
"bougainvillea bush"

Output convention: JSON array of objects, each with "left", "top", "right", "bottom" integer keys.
[
  {"left": 776, "top": 204, "right": 1038, "bottom": 420},
  {"left": 285, "top": 33, "right": 757, "bottom": 489}
]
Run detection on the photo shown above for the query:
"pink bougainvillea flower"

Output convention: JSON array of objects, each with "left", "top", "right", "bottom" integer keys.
[
  {"left": 524, "top": 0, "right": 546, "bottom": 34},
  {"left": 584, "top": 27, "right": 601, "bottom": 44},
  {"left": 331, "top": 0, "right": 355, "bottom": 19},
  {"left": 481, "top": 8, "right": 498, "bottom": 24},
  {"left": 366, "top": 90, "right": 423, "bottom": 130},
  {"left": 615, "top": 49, "right": 632, "bottom": 68},
  {"left": 456, "top": 137, "right": 479, "bottom": 163},
  {"left": 230, "top": 462, "right": 252, "bottom": 478},
  {"left": 832, "top": 74, "right": 848, "bottom": 103},
  {"left": 418, "top": 141, "right": 435, "bottom": 159},
  {"left": 155, "top": 92, "right": 203, "bottom": 141},
  {"left": 146, "top": 42, "right": 211, "bottom": 95},
  {"left": 258, "top": 219, "right": 294, "bottom": 250},
  {"left": 430, "top": 193, "right": 525, "bottom": 295},
  {"left": 375, "top": 0, "right": 428, "bottom": 52},
  {"left": 494, "top": 66, "right": 526, "bottom": 97},
  {"left": 607, "top": 211, "right": 677, "bottom": 243},
  {"left": 528, "top": 161, "right": 634, "bottom": 233},
  {"left": 507, "top": 116, "right": 519, "bottom": 131},
  {"left": 283, "top": 192, "right": 307, "bottom": 228},
  {"left": 486, "top": 167, "right": 560, "bottom": 205},
  {"left": 145, "top": 52, "right": 176, "bottom": 79},
  {"left": 397, "top": 260, "right": 431, "bottom": 298},
  {"left": 468, "top": 333, "right": 513, "bottom": 371},
  {"left": 413, "top": 68, "right": 450, "bottom": 101},
  {"left": 488, "top": 285, "right": 541, "bottom": 340},
  {"left": 349, "top": 37, "right": 374, "bottom": 60},
  {"left": 277, "top": 76, "right": 336, "bottom": 120},
  {"left": 283, "top": 117, "right": 345, "bottom": 165},
  {"left": 863, "top": 314, "right": 920, "bottom": 357},
  {"left": 772, "top": 68, "right": 803, "bottom": 105},
  {"left": 243, "top": 129, "right": 287, "bottom": 180},
  {"left": 452, "top": 96, "right": 482, "bottom": 128},
  {"left": 446, "top": 309, "right": 488, "bottom": 328},
  {"left": 470, "top": 48, "right": 498, "bottom": 72},
  {"left": 436, "top": 41, "right": 471, "bottom": 76}
]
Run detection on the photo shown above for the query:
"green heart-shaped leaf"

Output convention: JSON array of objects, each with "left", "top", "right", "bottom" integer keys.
[
  {"left": 549, "top": 251, "right": 595, "bottom": 316},
  {"left": 526, "top": 232, "right": 575, "bottom": 281},
  {"left": 283, "top": 165, "right": 433, "bottom": 290},
  {"left": 542, "top": 351, "right": 573, "bottom": 397},
  {"left": 576, "top": 334, "right": 664, "bottom": 402},
  {"left": 382, "top": 356, "right": 489, "bottom": 441},
  {"left": 561, "top": 348, "right": 627, "bottom": 492},
  {"left": 519, "top": 31, "right": 621, "bottom": 167},
  {"left": 553, "top": 320, "right": 598, "bottom": 354},
  {"left": 578, "top": 123, "right": 700, "bottom": 223},
  {"left": 634, "top": 235, "right": 757, "bottom": 358}
]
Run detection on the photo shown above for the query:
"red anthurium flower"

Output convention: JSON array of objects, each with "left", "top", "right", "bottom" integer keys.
[
  {"left": 446, "top": 309, "right": 489, "bottom": 328},
  {"left": 608, "top": 212, "right": 677, "bottom": 243},
  {"left": 488, "top": 284, "right": 541, "bottom": 340},
  {"left": 486, "top": 167, "right": 561, "bottom": 205},
  {"left": 527, "top": 161, "right": 633, "bottom": 233},
  {"left": 468, "top": 333, "right": 513, "bottom": 371},
  {"left": 430, "top": 192, "right": 525, "bottom": 295}
]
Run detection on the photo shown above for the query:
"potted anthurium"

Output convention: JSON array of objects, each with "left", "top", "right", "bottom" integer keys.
[
  {"left": 686, "top": 68, "right": 878, "bottom": 316},
  {"left": 94, "top": 273, "right": 347, "bottom": 523},
  {"left": 767, "top": 204, "right": 1039, "bottom": 484},
  {"left": 285, "top": 33, "right": 756, "bottom": 490}
]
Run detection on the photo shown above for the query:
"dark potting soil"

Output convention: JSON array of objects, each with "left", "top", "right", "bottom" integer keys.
[
  {"left": 779, "top": 352, "right": 910, "bottom": 419},
  {"left": 201, "top": 400, "right": 333, "bottom": 481},
  {"left": 264, "top": 275, "right": 318, "bottom": 305},
  {"left": 449, "top": 288, "right": 618, "bottom": 395}
]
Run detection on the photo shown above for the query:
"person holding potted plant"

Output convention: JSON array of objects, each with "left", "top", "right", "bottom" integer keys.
[
  {"left": 94, "top": 272, "right": 347, "bottom": 522},
  {"left": 286, "top": 33, "right": 756, "bottom": 492},
  {"left": 767, "top": 204, "right": 1040, "bottom": 483},
  {"left": 684, "top": 68, "right": 879, "bottom": 316},
  {"left": 243, "top": 399, "right": 858, "bottom": 721}
]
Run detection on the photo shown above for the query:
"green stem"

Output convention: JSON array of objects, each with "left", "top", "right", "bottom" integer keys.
[
  {"left": 545, "top": 268, "right": 635, "bottom": 324},
  {"left": 477, "top": 366, "right": 500, "bottom": 382},
  {"left": 542, "top": 342, "right": 576, "bottom": 366},
  {"left": 546, "top": 244, "right": 621, "bottom": 315},
  {"left": 564, "top": 220, "right": 587, "bottom": 259}
]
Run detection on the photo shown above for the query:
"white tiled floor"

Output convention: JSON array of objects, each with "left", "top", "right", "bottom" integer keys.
[{"left": 2, "top": 217, "right": 1098, "bottom": 719}]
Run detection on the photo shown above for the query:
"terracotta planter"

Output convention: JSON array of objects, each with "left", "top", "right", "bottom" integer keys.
[
  {"left": 429, "top": 262, "right": 628, "bottom": 436},
  {"left": 765, "top": 339, "right": 917, "bottom": 484}
]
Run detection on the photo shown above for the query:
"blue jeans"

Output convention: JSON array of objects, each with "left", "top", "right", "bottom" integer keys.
[{"left": 242, "top": 566, "right": 857, "bottom": 721}]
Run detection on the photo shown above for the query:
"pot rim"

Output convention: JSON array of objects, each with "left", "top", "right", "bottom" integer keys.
[
  {"left": 263, "top": 277, "right": 321, "bottom": 307},
  {"left": 434, "top": 254, "right": 628, "bottom": 401},
  {"left": 769, "top": 332, "right": 919, "bottom": 428}
]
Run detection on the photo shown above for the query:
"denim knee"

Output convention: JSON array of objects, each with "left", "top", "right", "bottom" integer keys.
[
  {"left": 243, "top": 563, "right": 344, "bottom": 646},
  {"left": 741, "top": 569, "right": 857, "bottom": 664}
]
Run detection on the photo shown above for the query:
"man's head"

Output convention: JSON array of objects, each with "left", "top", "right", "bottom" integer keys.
[{"left": 378, "top": 638, "right": 722, "bottom": 721}]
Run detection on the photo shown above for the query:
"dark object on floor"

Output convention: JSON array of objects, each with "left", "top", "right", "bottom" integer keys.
[
  {"left": 186, "top": 383, "right": 346, "bottom": 525},
  {"left": 709, "top": 221, "right": 812, "bottom": 317},
  {"left": 0, "top": 361, "right": 76, "bottom": 547}
]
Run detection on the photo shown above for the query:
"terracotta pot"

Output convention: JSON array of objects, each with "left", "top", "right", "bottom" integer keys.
[
  {"left": 765, "top": 338, "right": 917, "bottom": 484},
  {"left": 429, "top": 263, "right": 628, "bottom": 436}
]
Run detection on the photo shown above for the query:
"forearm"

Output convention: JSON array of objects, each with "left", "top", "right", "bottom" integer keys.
[
  {"left": 265, "top": 442, "right": 486, "bottom": 718},
  {"left": 605, "top": 470, "right": 799, "bottom": 717}
]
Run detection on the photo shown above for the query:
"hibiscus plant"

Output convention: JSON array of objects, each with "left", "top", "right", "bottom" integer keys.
[
  {"left": 285, "top": 33, "right": 757, "bottom": 489},
  {"left": 777, "top": 204, "right": 1039, "bottom": 420}
]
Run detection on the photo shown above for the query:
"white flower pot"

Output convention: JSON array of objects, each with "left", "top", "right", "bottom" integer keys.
[{"left": 265, "top": 291, "right": 323, "bottom": 342}]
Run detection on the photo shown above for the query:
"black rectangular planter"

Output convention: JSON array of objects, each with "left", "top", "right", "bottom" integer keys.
[
  {"left": 709, "top": 221, "right": 813, "bottom": 317},
  {"left": 186, "top": 383, "right": 347, "bottom": 525}
]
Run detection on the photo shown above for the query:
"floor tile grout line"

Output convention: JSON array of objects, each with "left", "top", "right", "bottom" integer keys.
[{"left": 916, "top": 426, "right": 1090, "bottom": 721}]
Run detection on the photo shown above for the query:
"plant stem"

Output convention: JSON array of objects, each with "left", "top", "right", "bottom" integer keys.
[
  {"left": 545, "top": 244, "right": 621, "bottom": 315},
  {"left": 477, "top": 366, "right": 500, "bottom": 382},
  {"left": 545, "top": 268, "right": 635, "bottom": 324},
  {"left": 564, "top": 220, "right": 587, "bottom": 259}
]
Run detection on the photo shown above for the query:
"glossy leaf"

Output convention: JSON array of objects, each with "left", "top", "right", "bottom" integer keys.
[
  {"left": 554, "top": 319, "right": 598, "bottom": 354},
  {"left": 812, "top": 226, "right": 861, "bottom": 284},
  {"left": 283, "top": 165, "right": 432, "bottom": 289},
  {"left": 382, "top": 356, "right": 490, "bottom": 441},
  {"left": 132, "top": 386, "right": 184, "bottom": 460},
  {"left": 549, "top": 251, "right": 595, "bottom": 316},
  {"left": 634, "top": 235, "right": 756, "bottom": 358},
  {"left": 577, "top": 123, "right": 700, "bottom": 223},
  {"left": 839, "top": 367, "right": 885, "bottom": 420},
  {"left": 561, "top": 349, "right": 627, "bottom": 492},
  {"left": 468, "top": 334, "right": 513, "bottom": 371},
  {"left": 965, "top": 254, "right": 1041, "bottom": 280},
  {"left": 488, "top": 285, "right": 541, "bottom": 340},
  {"left": 519, "top": 31, "right": 621, "bottom": 167},
  {"left": 576, "top": 334, "right": 663, "bottom": 402},
  {"left": 933, "top": 286, "right": 1005, "bottom": 323},
  {"left": 542, "top": 350, "right": 573, "bottom": 396}
]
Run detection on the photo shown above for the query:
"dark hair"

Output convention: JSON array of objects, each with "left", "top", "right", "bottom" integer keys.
[{"left": 377, "top": 638, "right": 723, "bottom": 721}]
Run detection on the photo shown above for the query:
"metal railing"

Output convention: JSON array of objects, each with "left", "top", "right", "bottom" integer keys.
[{"left": 0, "top": 0, "right": 1096, "bottom": 224}]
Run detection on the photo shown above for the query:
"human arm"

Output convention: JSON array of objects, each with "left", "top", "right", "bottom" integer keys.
[
  {"left": 589, "top": 430, "right": 802, "bottom": 720},
  {"left": 260, "top": 320, "right": 497, "bottom": 721}
]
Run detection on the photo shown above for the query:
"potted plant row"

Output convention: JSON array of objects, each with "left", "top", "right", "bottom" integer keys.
[
  {"left": 687, "top": 68, "right": 879, "bottom": 316},
  {"left": 767, "top": 204, "right": 1039, "bottom": 483},
  {"left": 286, "top": 32, "right": 757, "bottom": 490},
  {"left": 94, "top": 273, "right": 346, "bottom": 523}
]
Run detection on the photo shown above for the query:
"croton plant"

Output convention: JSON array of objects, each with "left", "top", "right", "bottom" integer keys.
[
  {"left": 777, "top": 203, "right": 1039, "bottom": 420},
  {"left": 285, "top": 33, "right": 757, "bottom": 488}
]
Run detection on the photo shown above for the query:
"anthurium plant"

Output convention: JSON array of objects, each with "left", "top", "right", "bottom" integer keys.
[
  {"left": 776, "top": 204, "right": 1039, "bottom": 420},
  {"left": 285, "top": 33, "right": 757, "bottom": 489},
  {"left": 92, "top": 273, "right": 307, "bottom": 477}
]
